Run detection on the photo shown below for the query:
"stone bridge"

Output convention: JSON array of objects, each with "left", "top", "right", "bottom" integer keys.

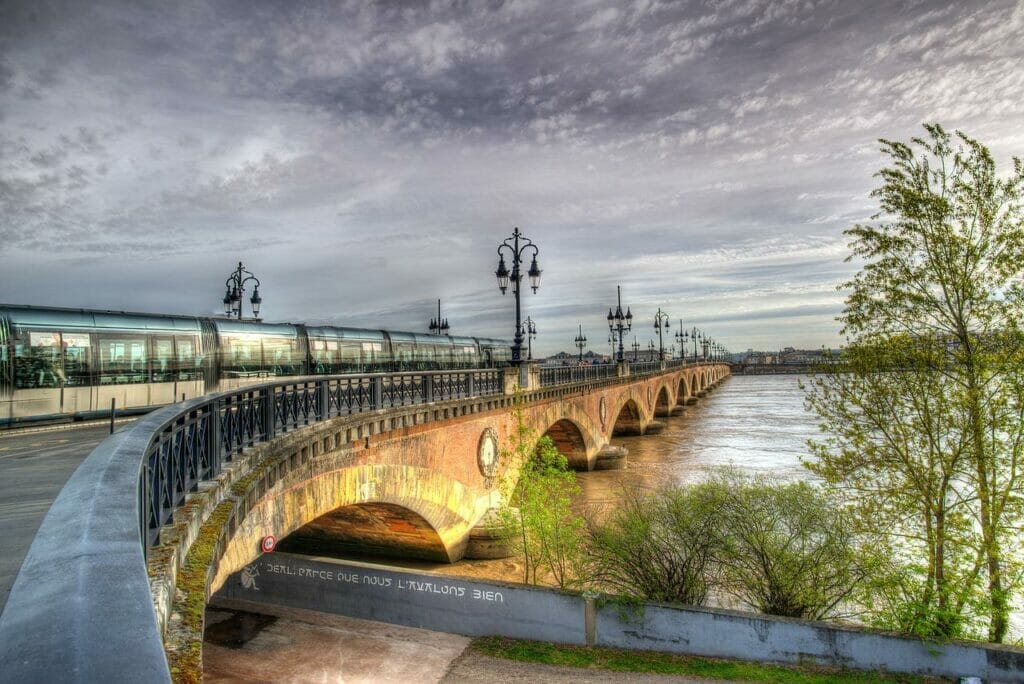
[
  {"left": 207, "top": 362, "right": 729, "bottom": 591},
  {"left": 0, "top": 361, "right": 728, "bottom": 682}
]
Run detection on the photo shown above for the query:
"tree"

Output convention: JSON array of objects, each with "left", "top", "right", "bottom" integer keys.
[
  {"left": 710, "top": 471, "right": 867, "bottom": 621},
  {"left": 806, "top": 124, "right": 1024, "bottom": 641},
  {"left": 585, "top": 484, "right": 720, "bottom": 605},
  {"left": 805, "top": 338, "right": 980, "bottom": 637},
  {"left": 496, "top": 399, "right": 587, "bottom": 589}
]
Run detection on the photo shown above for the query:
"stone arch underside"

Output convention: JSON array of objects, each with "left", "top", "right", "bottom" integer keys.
[
  {"left": 542, "top": 418, "right": 590, "bottom": 470},
  {"left": 212, "top": 463, "right": 488, "bottom": 592},
  {"left": 676, "top": 376, "right": 691, "bottom": 405},
  {"left": 612, "top": 398, "right": 644, "bottom": 436},
  {"left": 277, "top": 502, "right": 448, "bottom": 562},
  {"left": 654, "top": 385, "right": 674, "bottom": 417}
]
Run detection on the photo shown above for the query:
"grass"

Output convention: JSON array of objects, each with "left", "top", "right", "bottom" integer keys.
[{"left": 470, "top": 636, "right": 945, "bottom": 683}]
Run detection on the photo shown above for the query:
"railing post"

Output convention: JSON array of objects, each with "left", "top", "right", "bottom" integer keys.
[
  {"left": 318, "top": 379, "right": 329, "bottom": 419},
  {"left": 262, "top": 386, "right": 275, "bottom": 440},
  {"left": 467, "top": 371, "right": 475, "bottom": 397},
  {"left": 208, "top": 401, "right": 222, "bottom": 472},
  {"left": 423, "top": 373, "right": 434, "bottom": 403},
  {"left": 372, "top": 376, "right": 384, "bottom": 410}
]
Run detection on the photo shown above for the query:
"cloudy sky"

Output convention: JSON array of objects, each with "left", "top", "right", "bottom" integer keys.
[{"left": 1, "top": 0, "right": 1022, "bottom": 355}]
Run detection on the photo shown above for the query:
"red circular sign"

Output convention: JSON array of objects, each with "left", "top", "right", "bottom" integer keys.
[{"left": 261, "top": 535, "right": 276, "bottom": 553}]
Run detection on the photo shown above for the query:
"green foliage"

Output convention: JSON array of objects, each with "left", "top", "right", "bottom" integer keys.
[
  {"left": 708, "top": 471, "right": 866, "bottom": 621},
  {"left": 495, "top": 394, "right": 587, "bottom": 589},
  {"left": 585, "top": 473, "right": 863, "bottom": 620},
  {"left": 806, "top": 123, "right": 1024, "bottom": 642},
  {"left": 585, "top": 484, "right": 719, "bottom": 606}
]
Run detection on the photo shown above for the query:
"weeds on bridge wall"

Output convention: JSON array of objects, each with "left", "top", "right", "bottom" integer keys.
[{"left": 165, "top": 500, "right": 234, "bottom": 684}]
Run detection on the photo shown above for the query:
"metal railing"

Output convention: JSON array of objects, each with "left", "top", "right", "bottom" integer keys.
[
  {"left": 538, "top": 363, "right": 617, "bottom": 387},
  {"left": 141, "top": 369, "right": 502, "bottom": 548},
  {"left": 629, "top": 360, "right": 662, "bottom": 375}
]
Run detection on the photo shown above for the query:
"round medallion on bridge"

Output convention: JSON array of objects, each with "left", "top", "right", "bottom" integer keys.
[
  {"left": 478, "top": 427, "right": 499, "bottom": 482},
  {"left": 261, "top": 535, "right": 277, "bottom": 554},
  {"left": 599, "top": 396, "right": 608, "bottom": 429}
]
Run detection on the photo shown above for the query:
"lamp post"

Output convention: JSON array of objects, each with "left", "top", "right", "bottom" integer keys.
[
  {"left": 631, "top": 337, "right": 640, "bottom": 362},
  {"left": 647, "top": 339, "right": 656, "bottom": 361},
  {"left": 684, "top": 327, "right": 701, "bottom": 362},
  {"left": 653, "top": 308, "right": 670, "bottom": 361},
  {"left": 525, "top": 316, "right": 537, "bottom": 361},
  {"left": 674, "top": 320, "right": 685, "bottom": 360},
  {"left": 428, "top": 299, "right": 450, "bottom": 335},
  {"left": 606, "top": 285, "right": 633, "bottom": 363},
  {"left": 222, "top": 261, "right": 262, "bottom": 320},
  {"left": 494, "top": 227, "right": 542, "bottom": 365},
  {"left": 574, "top": 324, "right": 587, "bottom": 362}
]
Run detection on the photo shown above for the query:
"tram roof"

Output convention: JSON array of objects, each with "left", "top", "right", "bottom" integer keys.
[{"left": 0, "top": 304, "right": 203, "bottom": 333}]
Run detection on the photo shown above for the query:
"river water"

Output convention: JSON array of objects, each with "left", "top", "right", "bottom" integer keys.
[{"left": 579, "top": 373, "right": 819, "bottom": 506}]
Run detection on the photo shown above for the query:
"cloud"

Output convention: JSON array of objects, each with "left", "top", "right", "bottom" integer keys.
[{"left": 0, "top": 0, "right": 1021, "bottom": 354}]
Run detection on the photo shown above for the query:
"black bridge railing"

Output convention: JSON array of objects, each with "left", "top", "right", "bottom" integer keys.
[
  {"left": 141, "top": 369, "right": 502, "bottom": 548},
  {"left": 538, "top": 363, "right": 618, "bottom": 387}
]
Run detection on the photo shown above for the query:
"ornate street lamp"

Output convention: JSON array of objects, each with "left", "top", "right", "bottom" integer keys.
[
  {"left": 683, "top": 327, "right": 702, "bottom": 362},
  {"left": 607, "top": 285, "right": 633, "bottom": 363},
  {"left": 631, "top": 337, "right": 640, "bottom": 362},
  {"left": 674, "top": 319, "right": 685, "bottom": 360},
  {"left": 653, "top": 307, "right": 670, "bottom": 361},
  {"left": 574, "top": 324, "right": 587, "bottom": 362},
  {"left": 525, "top": 316, "right": 537, "bottom": 361},
  {"left": 495, "top": 227, "right": 541, "bottom": 365},
  {"left": 222, "top": 261, "right": 262, "bottom": 320},
  {"left": 647, "top": 339, "right": 656, "bottom": 361},
  {"left": 428, "top": 299, "right": 450, "bottom": 335}
]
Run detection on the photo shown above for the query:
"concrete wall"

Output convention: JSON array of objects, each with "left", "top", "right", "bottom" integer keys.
[
  {"left": 216, "top": 553, "right": 586, "bottom": 645},
  {"left": 218, "top": 552, "right": 1024, "bottom": 681}
]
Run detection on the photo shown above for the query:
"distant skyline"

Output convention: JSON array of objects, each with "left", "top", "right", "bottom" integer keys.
[{"left": 2, "top": 1, "right": 1022, "bottom": 355}]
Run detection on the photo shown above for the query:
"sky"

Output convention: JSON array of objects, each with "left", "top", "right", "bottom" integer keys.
[{"left": 1, "top": 0, "right": 1022, "bottom": 356}]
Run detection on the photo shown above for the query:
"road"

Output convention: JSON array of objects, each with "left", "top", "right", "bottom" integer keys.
[{"left": 0, "top": 423, "right": 126, "bottom": 614}]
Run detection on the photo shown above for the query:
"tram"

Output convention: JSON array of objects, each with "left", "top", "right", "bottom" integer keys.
[{"left": 0, "top": 304, "right": 511, "bottom": 427}]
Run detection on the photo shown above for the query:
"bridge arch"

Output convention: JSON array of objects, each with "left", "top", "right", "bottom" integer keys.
[
  {"left": 535, "top": 403, "right": 601, "bottom": 470},
  {"left": 212, "top": 463, "right": 485, "bottom": 592},
  {"left": 690, "top": 374, "right": 699, "bottom": 397},
  {"left": 654, "top": 383, "right": 674, "bottom": 417},
  {"left": 610, "top": 389, "right": 650, "bottom": 436},
  {"left": 676, "top": 375, "right": 691, "bottom": 405},
  {"left": 279, "top": 502, "right": 449, "bottom": 562}
]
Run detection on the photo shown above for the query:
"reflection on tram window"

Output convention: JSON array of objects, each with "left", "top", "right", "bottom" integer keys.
[
  {"left": 221, "top": 334, "right": 262, "bottom": 376},
  {"left": 152, "top": 336, "right": 174, "bottom": 382},
  {"left": 62, "top": 333, "right": 91, "bottom": 386},
  {"left": 99, "top": 335, "right": 147, "bottom": 384},
  {"left": 15, "top": 331, "right": 63, "bottom": 388},
  {"left": 176, "top": 336, "right": 200, "bottom": 381},
  {"left": 263, "top": 336, "right": 298, "bottom": 376}
]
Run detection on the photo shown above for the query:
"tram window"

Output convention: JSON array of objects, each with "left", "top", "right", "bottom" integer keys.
[
  {"left": 263, "top": 337, "right": 298, "bottom": 376},
  {"left": 334, "top": 340, "right": 359, "bottom": 372},
  {"left": 62, "top": 333, "right": 92, "bottom": 386},
  {"left": 176, "top": 336, "right": 200, "bottom": 381},
  {"left": 310, "top": 339, "right": 335, "bottom": 374},
  {"left": 152, "top": 336, "right": 174, "bottom": 382},
  {"left": 221, "top": 334, "right": 261, "bottom": 376},
  {"left": 98, "top": 335, "right": 147, "bottom": 384},
  {"left": 15, "top": 331, "right": 63, "bottom": 389},
  {"left": 362, "top": 341, "right": 386, "bottom": 371}
]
